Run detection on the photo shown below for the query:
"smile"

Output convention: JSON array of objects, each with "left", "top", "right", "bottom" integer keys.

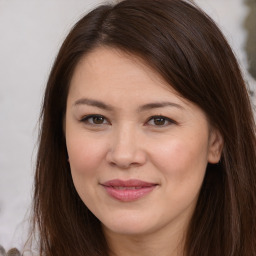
[{"left": 101, "top": 179, "right": 157, "bottom": 202}]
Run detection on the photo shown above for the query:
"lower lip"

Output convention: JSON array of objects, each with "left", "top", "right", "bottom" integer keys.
[{"left": 102, "top": 186, "right": 156, "bottom": 202}]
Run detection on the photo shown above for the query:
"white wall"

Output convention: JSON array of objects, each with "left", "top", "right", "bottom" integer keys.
[
  {"left": 0, "top": 0, "right": 255, "bottom": 250},
  {"left": 0, "top": 0, "right": 103, "bottom": 249},
  {"left": 195, "top": 0, "right": 256, "bottom": 97}
]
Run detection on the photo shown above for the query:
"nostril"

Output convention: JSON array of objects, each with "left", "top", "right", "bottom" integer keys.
[
  {"left": 108, "top": 156, "right": 146, "bottom": 169},
  {"left": 108, "top": 159, "right": 134, "bottom": 169}
]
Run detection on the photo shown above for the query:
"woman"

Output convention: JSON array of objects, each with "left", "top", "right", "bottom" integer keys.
[{"left": 30, "top": 0, "right": 256, "bottom": 255}]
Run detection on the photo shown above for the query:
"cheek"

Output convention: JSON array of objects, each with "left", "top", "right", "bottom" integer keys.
[
  {"left": 150, "top": 135, "right": 209, "bottom": 183},
  {"left": 66, "top": 134, "right": 108, "bottom": 208},
  {"left": 66, "top": 134, "right": 107, "bottom": 177},
  {"left": 149, "top": 137, "right": 209, "bottom": 217}
]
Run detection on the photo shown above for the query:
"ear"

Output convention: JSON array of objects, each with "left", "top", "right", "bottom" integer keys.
[{"left": 207, "top": 127, "right": 224, "bottom": 164}]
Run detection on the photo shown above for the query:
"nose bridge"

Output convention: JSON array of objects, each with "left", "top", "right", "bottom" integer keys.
[{"left": 106, "top": 122, "right": 146, "bottom": 168}]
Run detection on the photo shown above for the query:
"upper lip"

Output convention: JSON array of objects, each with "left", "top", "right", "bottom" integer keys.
[{"left": 102, "top": 179, "right": 157, "bottom": 187}]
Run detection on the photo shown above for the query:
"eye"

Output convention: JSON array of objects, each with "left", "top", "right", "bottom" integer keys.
[
  {"left": 147, "top": 115, "right": 175, "bottom": 127},
  {"left": 81, "top": 114, "right": 109, "bottom": 125}
]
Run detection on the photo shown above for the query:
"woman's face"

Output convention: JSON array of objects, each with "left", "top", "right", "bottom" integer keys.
[{"left": 65, "top": 47, "right": 222, "bottom": 238}]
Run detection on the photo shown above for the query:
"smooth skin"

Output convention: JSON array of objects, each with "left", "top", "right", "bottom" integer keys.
[{"left": 65, "top": 47, "right": 223, "bottom": 256}]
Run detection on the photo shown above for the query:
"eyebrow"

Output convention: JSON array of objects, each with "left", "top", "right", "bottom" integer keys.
[
  {"left": 73, "top": 98, "right": 114, "bottom": 111},
  {"left": 73, "top": 98, "right": 184, "bottom": 111},
  {"left": 138, "top": 102, "right": 184, "bottom": 111}
]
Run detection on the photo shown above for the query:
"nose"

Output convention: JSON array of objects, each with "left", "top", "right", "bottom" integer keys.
[{"left": 106, "top": 125, "right": 147, "bottom": 169}]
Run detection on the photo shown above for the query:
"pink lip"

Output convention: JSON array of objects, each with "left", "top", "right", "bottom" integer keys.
[{"left": 101, "top": 179, "right": 157, "bottom": 202}]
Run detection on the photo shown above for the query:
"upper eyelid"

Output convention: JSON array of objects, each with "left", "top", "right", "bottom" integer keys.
[
  {"left": 80, "top": 114, "right": 110, "bottom": 124},
  {"left": 80, "top": 114, "right": 105, "bottom": 119},
  {"left": 146, "top": 115, "right": 176, "bottom": 123}
]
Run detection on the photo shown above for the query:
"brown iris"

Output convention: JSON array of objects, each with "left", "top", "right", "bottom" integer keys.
[
  {"left": 153, "top": 117, "right": 166, "bottom": 126},
  {"left": 92, "top": 116, "right": 105, "bottom": 124}
]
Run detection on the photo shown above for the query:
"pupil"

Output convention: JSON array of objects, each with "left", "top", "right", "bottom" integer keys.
[
  {"left": 154, "top": 118, "right": 165, "bottom": 125},
  {"left": 93, "top": 116, "right": 104, "bottom": 124}
]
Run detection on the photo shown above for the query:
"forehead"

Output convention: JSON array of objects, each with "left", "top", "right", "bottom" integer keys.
[{"left": 68, "top": 47, "right": 184, "bottom": 102}]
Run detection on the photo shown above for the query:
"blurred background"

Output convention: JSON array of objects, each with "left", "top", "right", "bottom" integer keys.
[{"left": 0, "top": 0, "right": 255, "bottom": 251}]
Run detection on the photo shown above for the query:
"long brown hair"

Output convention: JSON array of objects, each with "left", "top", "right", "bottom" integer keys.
[{"left": 32, "top": 0, "right": 256, "bottom": 255}]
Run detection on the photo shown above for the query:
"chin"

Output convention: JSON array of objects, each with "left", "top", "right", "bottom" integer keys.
[
  {"left": 104, "top": 224, "right": 152, "bottom": 237},
  {"left": 101, "top": 213, "right": 160, "bottom": 237}
]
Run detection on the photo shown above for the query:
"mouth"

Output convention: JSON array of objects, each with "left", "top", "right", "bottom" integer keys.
[{"left": 101, "top": 179, "right": 158, "bottom": 202}]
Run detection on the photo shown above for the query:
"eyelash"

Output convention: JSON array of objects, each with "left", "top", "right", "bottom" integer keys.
[
  {"left": 80, "top": 114, "right": 110, "bottom": 125},
  {"left": 80, "top": 114, "right": 176, "bottom": 127},
  {"left": 146, "top": 115, "right": 176, "bottom": 127}
]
